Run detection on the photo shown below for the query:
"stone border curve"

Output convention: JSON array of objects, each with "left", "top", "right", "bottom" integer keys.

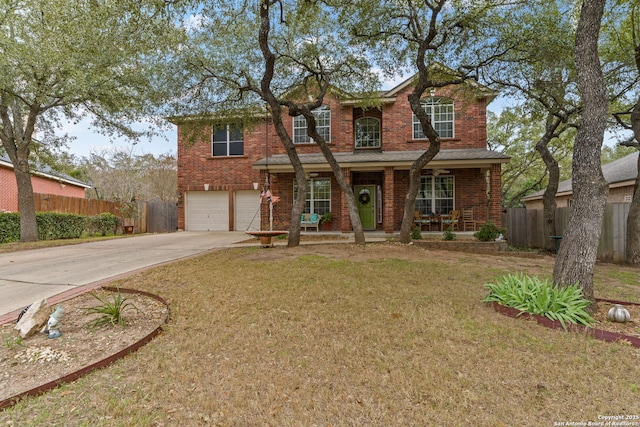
[
  {"left": 0, "top": 286, "right": 170, "bottom": 411},
  {"left": 491, "top": 298, "right": 640, "bottom": 348}
]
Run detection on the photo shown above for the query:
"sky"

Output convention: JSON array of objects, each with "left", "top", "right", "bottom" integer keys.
[{"left": 63, "top": 117, "right": 177, "bottom": 159}]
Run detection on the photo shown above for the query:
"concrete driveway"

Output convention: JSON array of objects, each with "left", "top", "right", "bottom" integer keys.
[{"left": 0, "top": 232, "right": 248, "bottom": 321}]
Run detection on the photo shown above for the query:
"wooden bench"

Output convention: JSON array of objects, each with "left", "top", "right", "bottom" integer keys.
[{"left": 301, "top": 213, "right": 320, "bottom": 231}]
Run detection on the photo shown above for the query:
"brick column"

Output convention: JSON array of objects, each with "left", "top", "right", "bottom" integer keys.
[
  {"left": 384, "top": 166, "right": 395, "bottom": 233},
  {"left": 340, "top": 167, "right": 352, "bottom": 233},
  {"left": 489, "top": 164, "right": 503, "bottom": 226}
]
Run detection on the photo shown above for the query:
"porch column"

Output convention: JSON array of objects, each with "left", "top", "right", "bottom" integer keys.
[
  {"left": 489, "top": 164, "right": 503, "bottom": 227},
  {"left": 340, "top": 167, "right": 352, "bottom": 233},
  {"left": 383, "top": 166, "right": 395, "bottom": 234}
]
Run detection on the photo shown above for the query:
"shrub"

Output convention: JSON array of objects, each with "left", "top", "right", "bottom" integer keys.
[
  {"left": 37, "top": 212, "right": 85, "bottom": 240},
  {"left": 483, "top": 273, "right": 594, "bottom": 330},
  {"left": 86, "top": 212, "right": 120, "bottom": 236},
  {"left": 411, "top": 226, "right": 422, "bottom": 240},
  {"left": 0, "top": 212, "right": 86, "bottom": 243},
  {"left": 442, "top": 228, "right": 456, "bottom": 241},
  {"left": 0, "top": 213, "right": 21, "bottom": 243},
  {"left": 474, "top": 221, "right": 505, "bottom": 242}
]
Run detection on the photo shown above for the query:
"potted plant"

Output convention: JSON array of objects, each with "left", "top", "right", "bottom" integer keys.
[
  {"left": 320, "top": 212, "right": 333, "bottom": 231},
  {"left": 120, "top": 199, "right": 139, "bottom": 234}
]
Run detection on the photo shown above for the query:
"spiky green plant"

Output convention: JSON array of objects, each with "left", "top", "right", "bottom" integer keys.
[
  {"left": 483, "top": 273, "right": 594, "bottom": 330},
  {"left": 5, "top": 335, "right": 23, "bottom": 350},
  {"left": 83, "top": 290, "right": 139, "bottom": 330}
]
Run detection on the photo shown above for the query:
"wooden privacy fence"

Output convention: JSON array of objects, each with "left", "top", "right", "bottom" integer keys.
[
  {"left": 33, "top": 193, "right": 177, "bottom": 234},
  {"left": 34, "top": 193, "right": 120, "bottom": 216},
  {"left": 503, "top": 204, "right": 630, "bottom": 263}
]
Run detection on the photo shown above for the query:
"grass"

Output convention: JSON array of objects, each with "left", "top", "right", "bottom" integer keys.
[{"left": 2, "top": 243, "right": 640, "bottom": 426}]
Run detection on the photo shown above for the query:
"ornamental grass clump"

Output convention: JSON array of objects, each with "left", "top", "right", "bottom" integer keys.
[
  {"left": 483, "top": 273, "right": 594, "bottom": 330},
  {"left": 83, "top": 290, "right": 139, "bottom": 330}
]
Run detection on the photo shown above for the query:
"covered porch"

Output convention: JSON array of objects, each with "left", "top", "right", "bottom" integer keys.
[{"left": 252, "top": 149, "right": 508, "bottom": 233}]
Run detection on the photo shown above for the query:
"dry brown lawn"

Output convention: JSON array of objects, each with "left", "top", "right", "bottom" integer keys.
[{"left": 2, "top": 242, "right": 640, "bottom": 426}]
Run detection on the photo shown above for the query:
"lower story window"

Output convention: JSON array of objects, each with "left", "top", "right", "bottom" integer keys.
[
  {"left": 294, "top": 178, "right": 331, "bottom": 214},
  {"left": 415, "top": 175, "right": 454, "bottom": 215}
]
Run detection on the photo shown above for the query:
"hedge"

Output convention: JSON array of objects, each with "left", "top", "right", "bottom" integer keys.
[{"left": 0, "top": 212, "right": 122, "bottom": 243}]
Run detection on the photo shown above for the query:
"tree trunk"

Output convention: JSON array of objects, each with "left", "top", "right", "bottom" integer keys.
[
  {"left": 13, "top": 157, "right": 39, "bottom": 242},
  {"left": 269, "top": 107, "right": 307, "bottom": 247},
  {"left": 552, "top": 0, "right": 608, "bottom": 309},
  {"left": 535, "top": 115, "right": 562, "bottom": 252},
  {"left": 303, "top": 113, "right": 365, "bottom": 245},
  {"left": 257, "top": 0, "right": 310, "bottom": 247},
  {"left": 398, "top": 80, "right": 441, "bottom": 243},
  {"left": 0, "top": 95, "right": 39, "bottom": 242}
]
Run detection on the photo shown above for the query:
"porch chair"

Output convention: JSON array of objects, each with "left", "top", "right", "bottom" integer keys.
[
  {"left": 413, "top": 210, "right": 432, "bottom": 231},
  {"left": 441, "top": 209, "right": 460, "bottom": 231},
  {"left": 462, "top": 209, "right": 477, "bottom": 231}
]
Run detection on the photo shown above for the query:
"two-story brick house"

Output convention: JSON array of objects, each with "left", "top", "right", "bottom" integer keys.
[{"left": 172, "top": 75, "right": 508, "bottom": 233}]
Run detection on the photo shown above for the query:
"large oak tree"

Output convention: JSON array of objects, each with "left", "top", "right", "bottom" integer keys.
[
  {"left": 0, "top": 0, "right": 182, "bottom": 241},
  {"left": 552, "top": 0, "right": 609, "bottom": 308}
]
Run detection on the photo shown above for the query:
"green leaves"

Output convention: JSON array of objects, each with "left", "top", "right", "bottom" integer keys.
[
  {"left": 83, "top": 290, "right": 139, "bottom": 330},
  {"left": 483, "top": 273, "right": 594, "bottom": 330}
]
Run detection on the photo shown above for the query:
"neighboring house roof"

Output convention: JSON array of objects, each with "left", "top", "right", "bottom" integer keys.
[
  {"left": 253, "top": 148, "right": 509, "bottom": 172},
  {"left": 0, "top": 155, "right": 91, "bottom": 189},
  {"left": 521, "top": 151, "right": 639, "bottom": 202}
]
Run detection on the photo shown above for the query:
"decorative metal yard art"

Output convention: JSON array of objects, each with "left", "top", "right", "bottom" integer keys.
[{"left": 245, "top": 106, "right": 287, "bottom": 247}]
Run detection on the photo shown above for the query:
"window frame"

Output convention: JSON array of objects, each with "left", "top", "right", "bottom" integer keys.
[
  {"left": 293, "top": 178, "right": 331, "bottom": 215},
  {"left": 412, "top": 97, "right": 454, "bottom": 140},
  {"left": 415, "top": 175, "right": 455, "bottom": 215},
  {"left": 354, "top": 117, "right": 381, "bottom": 149},
  {"left": 293, "top": 105, "right": 331, "bottom": 144},
  {"left": 212, "top": 123, "right": 244, "bottom": 157}
]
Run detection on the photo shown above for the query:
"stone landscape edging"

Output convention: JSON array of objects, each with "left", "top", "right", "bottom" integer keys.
[
  {"left": 491, "top": 298, "right": 640, "bottom": 348},
  {"left": 0, "top": 286, "right": 170, "bottom": 411}
]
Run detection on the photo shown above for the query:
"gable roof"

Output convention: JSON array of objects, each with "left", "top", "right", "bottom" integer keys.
[
  {"left": 521, "top": 151, "right": 638, "bottom": 202},
  {"left": 383, "top": 64, "right": 498, "bottom": 102},
  {"left": 0, "top": 155, "right": 91, "bottom": 189}
]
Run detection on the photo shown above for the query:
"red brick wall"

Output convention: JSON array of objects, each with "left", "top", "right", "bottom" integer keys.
[
  {"left": 176, "top": 83, "right": 497, "bottom": 231},
  {"left": 1, "top": 165, "right": 86, "bottom": 212}
]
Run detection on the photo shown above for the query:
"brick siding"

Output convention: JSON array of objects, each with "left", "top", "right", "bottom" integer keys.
[{"left": 176, "top": 81, "right": 503, "bottom": 231}]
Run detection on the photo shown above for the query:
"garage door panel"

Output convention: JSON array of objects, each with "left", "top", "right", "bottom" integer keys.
[
  {"left": 235, "top": 190, "right": 260, "bottom": 231},
  {"left": 186, "top": 191, "right": 229, "bottom": 231}
]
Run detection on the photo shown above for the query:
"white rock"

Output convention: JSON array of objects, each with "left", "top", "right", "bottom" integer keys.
[{"left": 14, "top": 299, "right": 49, "bottom": 338}]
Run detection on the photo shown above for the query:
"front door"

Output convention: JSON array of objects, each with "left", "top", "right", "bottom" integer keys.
[{"left": 355, "top": 185, "right": 376, "bottom": 230}]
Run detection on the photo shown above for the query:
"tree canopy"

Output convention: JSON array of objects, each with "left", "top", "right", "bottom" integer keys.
[{"left": 0, "top": 0, "right": 184, "bottom": 240}]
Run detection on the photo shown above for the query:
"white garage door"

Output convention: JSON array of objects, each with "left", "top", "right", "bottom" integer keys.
[
  {"left": 185, "top": 191, "right": 229, "bottom": 231},
  {"left": 235, "top": 190, "right": 261, "bottom": 231}
]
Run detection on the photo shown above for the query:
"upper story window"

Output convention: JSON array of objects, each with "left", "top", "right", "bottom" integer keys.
[
  {"left": 355, "top": 117, "right": 381, "bottom": 149},
  {"left": 412, "top": 97, "right": 454, "bottom": 139},
  {"left": 212, "top": 124, "right": 244, "bottom": 157},
  {"left": 293, "top": 105, "right": 331, "bottom": 144}
]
